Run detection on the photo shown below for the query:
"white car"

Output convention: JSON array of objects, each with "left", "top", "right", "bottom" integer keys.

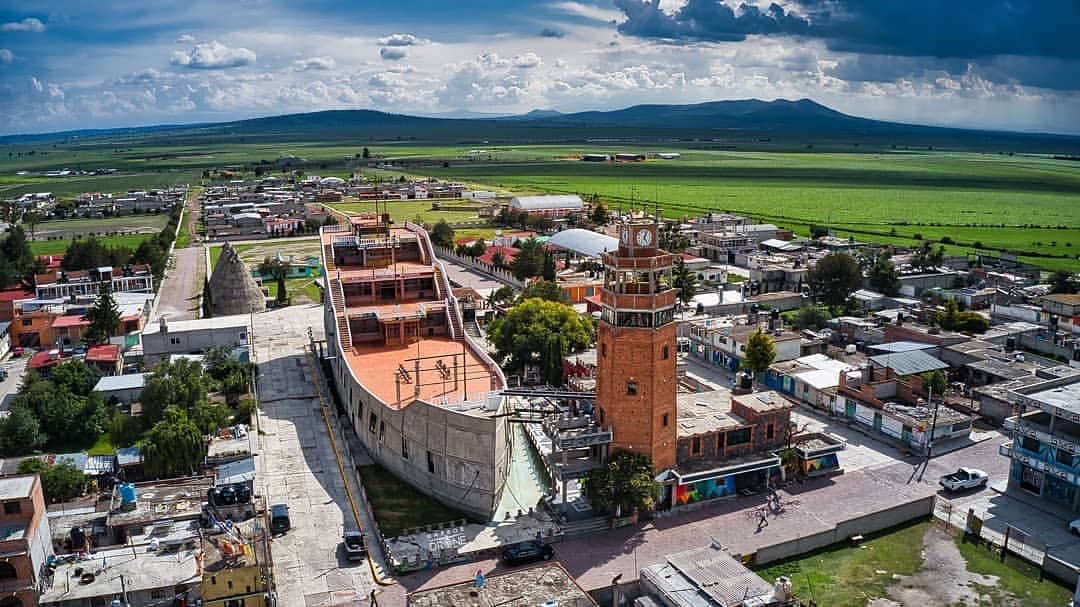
[
  {"left": 1069, "top": 519, "right": 1080, "bottom": 535},
  {"left": 939, "top": 467, "right": 989, "bottom": 492}
]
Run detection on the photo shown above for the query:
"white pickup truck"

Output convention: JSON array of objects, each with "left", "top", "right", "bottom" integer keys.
[{"left": 939, "top": 467, "right": 988, "bottom": 491}]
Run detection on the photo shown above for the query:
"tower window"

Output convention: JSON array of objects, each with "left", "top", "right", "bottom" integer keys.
[
  {"left": 766, "top": 424, "right": 775, "bottom": 440},
  {"left": 662, "top": 345, "right": 669, "bottom": 360},
  {"left": 626, "top": 382, "right": 638, "bottom": 395},
  {"left": 691, "top": 437, "right": 702, "bottom": 456},
  {"left": 601, "top": 343, "right": 607, "bottom": 358},
  {"left": 662, "top": 413, "right": 669, "bottom": 427}
]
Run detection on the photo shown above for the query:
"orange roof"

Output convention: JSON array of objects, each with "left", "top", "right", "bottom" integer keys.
[
  {"left": 86, "top": 344, "right": 121, "bottom": 362},
  {"left": 29, "top": 351, "right": 63, "bottom": 369},
  {"left": 52, "top": 315, "right": 89, "bottom": 328},
  {"left": 0, "top": 288, "right": 33, "bottom": 302}
]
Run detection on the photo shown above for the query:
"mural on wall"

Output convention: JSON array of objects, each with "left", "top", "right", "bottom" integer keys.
[
  {"left": 801, "top": 453, "right": 840, "bottom": 475},
  {"left": 675, "top": 476, "right": 736, "bottom": 505}
]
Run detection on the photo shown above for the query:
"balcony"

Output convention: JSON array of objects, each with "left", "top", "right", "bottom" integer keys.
[
  {"left": 601, "top": 289, "right": 677, "bottom": 311},
  {"left": 1005, "top": 412, "right": 1080, "bottom": 455}
]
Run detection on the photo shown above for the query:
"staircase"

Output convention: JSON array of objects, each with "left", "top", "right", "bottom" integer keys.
[
  {"left": 331, "top": 280, "right": 351, "bottom": 351},
  {"left": 447, "top": 297, "right": 464, "bottom": 340},
  {"left": 464, "top": 320, "right": 481, "bottom": 339},
  {"left": 560, "top": 516, "right": 612, "bottom": 538}
]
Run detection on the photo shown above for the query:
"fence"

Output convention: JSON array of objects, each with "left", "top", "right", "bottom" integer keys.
[
  {"left": 432, "top": 245, "right": 527, "bottom": 290},
  {"left": 934, "top": 495, "right": 1075, "bottom": 585},
  {"left": 754, "top": 496, "right": 936, "bottom": 565}
]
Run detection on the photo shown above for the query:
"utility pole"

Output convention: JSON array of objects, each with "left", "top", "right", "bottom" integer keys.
[{"left": 918, "top": 384, "right": 938, "bottom": 482}]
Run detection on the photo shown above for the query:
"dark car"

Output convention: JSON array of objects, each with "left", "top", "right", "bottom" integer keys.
[
  {"left": 500, "top": 540, "right": 554, "bottom": 566},
  {"left": 269, "top": 503, "right": 290, "bottom": 535},
  {"left": 343, "top": 530, "right": 367, "bottom": 561}
]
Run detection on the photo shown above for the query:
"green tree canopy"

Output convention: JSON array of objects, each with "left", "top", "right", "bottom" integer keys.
[
  {"left": 9, "top": 361, "right": 108, "bottom": 451},
  {"left": 921, "top": 370, "right": 948, "bottom": 397},
  {"left": 140, "top": 408, "right": 206, "bottom": 478},
  {"left": 590, "top": 203, "right": 608, "bottom": 225},
  {"left": 0, "top": 225, "right": 35, "bottom": 288},
  {"left": 85, "top": 284, "right": 121, "bottom": 345},
  {"left": 785, "top": 305, "right": 831, "bottom": 330},
  {"left": 866, "top": 250, "right": 901, "bottom": 297},
  {"left": 430, "top": 219, "right": 455, "bottom": 249},
  {"left": 487, "top": 285, "right": 515, "bottom": 307},
  {"left": 487, "top": 298, "right": 594, "bottom": 380},
  {"left": 510, "top": 238, "right": 546, "bottom": 280},
  {"left": 1051, "top": 271, "right": 1077, "bottom": 294},
  {"left": 582, "top": 451, "right": 661, "bottom": 515},
  {"left": 18, "top": 458, "right": 85, "bottom": 503},
  {"left": 807, "top": 252, "right": 862, "bottom": 308},
  {"left": 542, "top": 251, "right": 557, "bottom": 281},
  {"left": 742, "top": 328, "right": 777, "bottom": 377},
  {"left": 0, "top": 406, "right": 44, "bottom": 454},
  {"left": 518, "top": 280, "right": 565, "bottom": 303},
  {"left": 673, "top": 258, "right": 697, "bottom": 306},
  {"left": 139, "top": 359, "right": 209, "bottom": 426}
]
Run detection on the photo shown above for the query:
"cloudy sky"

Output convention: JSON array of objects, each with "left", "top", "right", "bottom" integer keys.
[{"left": 1, "top": 0, "right": 1078, "bottom": 135}]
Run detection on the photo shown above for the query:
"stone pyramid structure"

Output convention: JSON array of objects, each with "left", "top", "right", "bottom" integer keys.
[{"left": 209, "top": 242, "right": 266, "bottom": 316}]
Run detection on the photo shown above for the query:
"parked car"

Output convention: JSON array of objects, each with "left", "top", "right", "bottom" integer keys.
[
  {"left": 939, "top": 468, "right": 988, "bottom": 492},
  {"left": 500, "top": 540, "right": 554, "bottom": 566},
  {"left": 0, "top": 369, "right": 8, "bottom": 380},
  {"left": 269, "top": 503, "right": 291, "bottom": 534},
  {"left": 342, "top": 530, "right": 367, "bottom": 560}
]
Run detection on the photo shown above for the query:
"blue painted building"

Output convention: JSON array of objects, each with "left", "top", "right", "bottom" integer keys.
[{"left": 1003, "top": 376, "right": 1080, "bottom": 511}]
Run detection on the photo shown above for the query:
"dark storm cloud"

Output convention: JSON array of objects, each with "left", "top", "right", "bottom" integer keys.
[
  {"left": 615, "top": 0, "right": 1080, "bottom": 60},
  {"left": 539, "top": 28, "right": 565, "bottom": 38}
]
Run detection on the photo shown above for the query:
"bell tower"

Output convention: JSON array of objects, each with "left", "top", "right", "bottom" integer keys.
[{"left": 595, "top": 221, "right": 678, "bottom": 471}]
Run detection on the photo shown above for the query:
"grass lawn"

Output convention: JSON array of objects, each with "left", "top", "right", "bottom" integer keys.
[
  {"left": 357, "top": 463, "right": 466, "bottom": 538},
  {"left": 756, "top": 520, "right": 930, "bottom": 607},
  {"left": 955, "top": 533, "right": 1071, "bottom": 606},
  {"left": 87, "top": 434, "right": 117, "bottom": 456},
  {"left": 329, "top": 200, "right": 480, "bottom": 225},
  {"left": 29, "top": 233, "right": 157, "bottom": 256}
]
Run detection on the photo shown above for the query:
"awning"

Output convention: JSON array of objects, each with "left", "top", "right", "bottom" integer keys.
[{"left": 672, "top": 455, "right": 781, "bottom": 485}]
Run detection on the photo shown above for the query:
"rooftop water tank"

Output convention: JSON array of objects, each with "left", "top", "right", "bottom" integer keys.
[{"left": 119, "top": 483, "right": 136, "bottom": 505}]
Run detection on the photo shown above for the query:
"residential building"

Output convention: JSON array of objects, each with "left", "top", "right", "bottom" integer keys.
[
  {"left": 407, "top": 563, "right": 596, "bottom": 607},
  {"left": 141, "top": 315, "right": 251, "bottom": 366},
  {"left": 200, "top": 517, "right": 270, "bottom": 607},
  {"left": 0, "top": 475, "right": 53, "bottom": 607},
  {"left": 321, "top": 215, "right": 508, "bottom": 520},
  {"left": 1039, "top": 293, "right": 1080, "bottom": 334},
  {"left": 39, "top": 543, "right": 201, "bottom": 607},
  {"left": 1002, "top": 375, "right": 1080, "bottom": 511},
  {"left": 33, "top": 265, "right": 153, "bottom": 300},
  {"left": 640, "top": 541, "right": 798, "bottom": 607},
  {"left": 683, "top": 317, "right": 802, "bottom": 373},
  {"left": 766, "top": 353, "right": 861, "bottom": 412},
  {"left": 93, "top": 373, "right": 147, "bottom": 405}
]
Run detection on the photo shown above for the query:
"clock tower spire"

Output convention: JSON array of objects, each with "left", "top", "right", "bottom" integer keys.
[{"left": 595, "top": 221, "right": 678, "bottom": 471}]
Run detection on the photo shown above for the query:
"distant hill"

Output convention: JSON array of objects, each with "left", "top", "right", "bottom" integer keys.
[{"left": 4, "top": 98, "right": 1080, "bottom": 153}]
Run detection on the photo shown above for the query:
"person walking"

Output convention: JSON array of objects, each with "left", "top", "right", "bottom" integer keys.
[
  {"left": 756, "top": 507, "right": 769, "bottom": 531},
  {"left": 369, "top": 589, "right": 378, "bottom": 606}
]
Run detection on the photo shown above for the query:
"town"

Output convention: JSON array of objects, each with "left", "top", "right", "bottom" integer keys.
[{"left": 0, "top": 163, "right": 1075, "bottom": 607}]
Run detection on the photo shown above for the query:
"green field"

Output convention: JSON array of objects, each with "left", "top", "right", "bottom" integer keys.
[{"left": 5, "top": 138, "right": 1080, "bottom": 271}]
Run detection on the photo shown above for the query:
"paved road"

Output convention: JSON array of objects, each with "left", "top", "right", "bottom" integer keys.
[
  {"left": 0, "top": 356, "right": 29, "bottom": 415},
  {"left": 250, "top": 305, "right": 377, "bottom": 607},
  {"left": 153, "top": 246, "right": 204, "bottom": 321}
]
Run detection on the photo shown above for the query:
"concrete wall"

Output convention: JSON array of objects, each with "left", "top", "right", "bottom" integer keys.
[
  {"left": 434, "top": 246, "right": 526, "bottom": 290},
  {"left": 754, "top": 496, "right": 935, "bottom": 565}
]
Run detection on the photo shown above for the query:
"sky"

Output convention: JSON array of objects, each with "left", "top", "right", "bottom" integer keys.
[{"left": 1, "top": 0, "right": 1079, "bottom": 136}]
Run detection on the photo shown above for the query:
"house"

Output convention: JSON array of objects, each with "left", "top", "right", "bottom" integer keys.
[
  {"left": 407, "top": 563, "right": 596, "bottom": 607},
  {"left": 683, "top": 319, "right": 802, "bottom": 373},
  {"left": 85, "top": 343, "right": 122, "bottom": 375},
  {"left": 93, "top": 373, "right": 147, "bottom": 405},
  {"left": 28, "top": 349, "right": 65, "bottom": 377},
  {"left": 640, "top": 541, "right": 799, "bottom": 607},
  {"left": 0, "top": 475, "right": 54, "bottom": 607},
  {"left": 1003, "top": 375, "right": 1080, "bottom": 511},
  {"left": 200, "top": 517, "right": 270, "bottom": 607},
  {"left": 39, "top": 543, "right": 201, "bottom": 607},
  {"left": 1039, "top": 293, "right": 1080, "bottom": 334},
  {"left": 33, "top": 264, "right": 153, "bottom": 300},
  {"left": 141, "top": 315, "right": 250, "bottom": 366},
  {"left": 766, "top": 353, "right": 860, "bottom": 412}
]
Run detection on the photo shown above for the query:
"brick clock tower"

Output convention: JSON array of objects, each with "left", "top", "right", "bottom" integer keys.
[{"left": 595, "top": 221, "right": 678, "bottom": 471}]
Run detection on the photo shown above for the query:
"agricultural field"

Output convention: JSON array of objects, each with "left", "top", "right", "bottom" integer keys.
[
  {"left": 27, "top": 214, "right": 172, "bottom": 256},
  {"left": 208, "top": 238, "right": 323, "bottom": 304},
  {"left": 328, "top": 199, "right": 483, "bottom": 226}
]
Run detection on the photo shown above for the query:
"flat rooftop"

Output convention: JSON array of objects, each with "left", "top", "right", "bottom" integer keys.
[
  {"left": 346, "top": 337, "right": 498, "bottom": 410},
  {"left": 0, "top": 474, "right": 35, "bottom": 500},
  {"left": 732, "top": 391, "right": 797, "bottom": 414},
  {"left": 1023, "top": 381, "right": 1080, "bottom": 416},
  {"left": 106, "top": 476, "right": 213, "bottom": 528},
  {"left": 202, "top": 517, "right": 267, "bottom": 571},
  {"left": 144, "top": 313, "right": 249, "bottom": 335},
  {"left": 338, "top": 260, "right": 435, "bottom": 282},
  {"left": 677, "top": 388, "right": 747, "bottom": 437},
  {"left": 407, "top": 562, "right": 596, "bottom": 607},
  {"left": 39, "top": 545, "right": 201, "bottom": 605}
]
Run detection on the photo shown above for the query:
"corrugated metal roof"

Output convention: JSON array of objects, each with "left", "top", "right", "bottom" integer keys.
[
  {"left": 642, "top": 543, "right": 775, "bottom": 607},
  {"left": 117, "top": 447, "right": 142, "bottom": 467},
  {"left": 870, "top": 349, "right": 949, "bottom": 376},
  {"left": 869, "top": 341, "right": 937, "bottom": 354},
  {"left": 94, "top": 373, "right": 146, "bottom": 393},
  {"left": 509, "top": 194, "right": 584, "bottom": 211},
  {"left": 216, "top": 456, "right": 256, "bottom": 486},
  {"left": 547, "top": 228, "right": 619, "bottom": 257}
]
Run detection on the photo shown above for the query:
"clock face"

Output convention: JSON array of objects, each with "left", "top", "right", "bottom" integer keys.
[
  {"left": 620, "top": 229, "right": 630, "bottom": 244},
  {"left": 636, "top": 228, "right": 653, "bottom": 247}
]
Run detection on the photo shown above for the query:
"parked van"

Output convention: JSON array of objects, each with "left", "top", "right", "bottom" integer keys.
[{"left": 270, "top": 503, "right": 290, "bottom": 534}]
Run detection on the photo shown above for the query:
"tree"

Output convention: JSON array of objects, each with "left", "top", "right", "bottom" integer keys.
[
  {"left": 806, "top": 253, "right": 862, "bottom": 308},
  {"left": 786, "top": 305, "right": 830, "bottom": 330},
  {"left": 202, "top": 278, "right": 213, "bottom": 318},
  {"left": 487, "top": 286, "right": 515, "bottom": 307},
  {"left": 510, "top": 238, "right": 545, "bottom": 280},
  {"left": 0, "top": 225, "right": 34, "bottom": 288},
  {"left": 741, "top": 328, "right": 777, "bottom": 380},
  {"left": 84, "top": 284, "right": 121, "bottom": 345},
  {"left": 590, "top": 203, "right": 608, "bottom": 225},
  {"left": 491, "top": 250, "right": 506, "bottom": 269},
  {"left": 467, "top": 240, "right": 487, "bottom": 258},
  {"left": 581, "top": 451, "right": 661, "bottom": 515},
  {"left": 487, "top": 298, "right": 593, "bottom": 379},
  {"left": 866, "top": 250, "right": 901, "bottom": 296},
  {"left": 139, "top": 359, "right": 209, "bottom": 426},
  {"left": 18, "top": 458, "right": 85, "bottom": 503},
  {"left": 672, "top": 258, "right": 697, "bottom": 306},
  {"left": 24, "top": 211, "right": 42, "bottom": 242},
  {"left": 140, "top": 408, "right": 206, "bottom": 478},
  {"left": 276, "top": 274, "right": 288, "bottom": 305},
  {"left": 1051, "top": 271, "right": 1077, "bottom": 294},
  {"left": 921, "top": 370, "right": 947, "bottom": 397},
  {"left": 362, "top": 146, "right": 371, "bottom": 159},
  {"left": 519, "top": 280, "right": 564, "bottom": 303},
  {"left": 0, "top": 406, "right": 44, "bottom": 454},
  {"left": 430, "top": 219, "right": 455, "bottom": 249},
  {"left": 542, "top": 251, "right": 557, "bottom": 281}
]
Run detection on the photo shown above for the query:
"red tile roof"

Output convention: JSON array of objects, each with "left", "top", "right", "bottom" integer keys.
[
  {"left": 52, "top": 315, "right": 89, "bottom": 328},
  {"left": 0, "top": 288, "right": 33, "bottom": 302},
  {"left": 29, "top": 351, "right": 63, "bottom": 369},
  {"left": 477, "top": 246, "right": 518, "bottom": 266},
  {"left": 86, "top": 344, "right": 121, "bottom": 362}
]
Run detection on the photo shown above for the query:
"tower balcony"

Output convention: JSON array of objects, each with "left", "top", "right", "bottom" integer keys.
[
  {"left": 601, "top": 289, "right": 677, "bottom": 310},
  {"left": 602, "top": 252, "right": 676, "bottom": 270}
]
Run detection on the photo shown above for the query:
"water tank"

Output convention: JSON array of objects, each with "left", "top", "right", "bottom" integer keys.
[
  {"left": 738, "top": 373, "right": 753, "bottom": 390},
  {"left": 1005, "top": 336, "right": 1016, "bottom": 352},
  {"left": 234, "top": 484, "right": 252, "bottom": 504},
  {"left": 70, "top": 527, "right": 86, "bottom": 550},
  {"left": 207, "top": 487, "right": 221, "bottom": 506},
  {"left": 219, "top": 485, "right": 237, "bottom": 505},
  {"left": 119, "top": 483, "right": 137, "bottom": 505},
  {"left": 845, "top": 344, "right": 857, "bottom": 355}
]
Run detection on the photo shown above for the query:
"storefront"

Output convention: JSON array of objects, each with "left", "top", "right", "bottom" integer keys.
[{"left": 663, "top": 455, "right": 781, "bottom": 510}]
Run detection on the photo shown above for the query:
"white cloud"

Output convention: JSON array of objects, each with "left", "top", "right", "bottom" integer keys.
[
  {"left": 369, "top": 72, "right": 408, "bottom": 88},
  {"left": 176, "top": 34, "right": 196, "bottom": 43},
  {"left": 1, "top": 18, "right": 46, "bottom": 32},
  {"left": 377, "top": 33, "right": 427, "bottom": 47},
  {"left": 294, "top": 56, "right": 336, "bottom": 71},
  {"left": 0, "top": 49, "right": 13, "bottom": 64},
  {"left": 513, "top": 52, "right": 543, "bottom": 69},
  {"left": 170, "top": 41, "right": 256, "bottom": 69},
  {"left": 549, "top": 2, "right": 625, "bottom": 23},
  {"left": 380, "top": 47, "right": 407, "bottom": 61}
]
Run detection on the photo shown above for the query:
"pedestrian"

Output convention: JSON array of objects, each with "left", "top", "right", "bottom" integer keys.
[
  {"left": 757, "top": 507, "right": 769, "bottom": 530},
  {"left": 369, "top": 589, "right": 377, "bottom": 606}
]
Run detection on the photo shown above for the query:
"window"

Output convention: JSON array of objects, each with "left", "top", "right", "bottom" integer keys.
[
  {"left": 766, "top": 424, "right": 775, "bottom": 440},
  {"left": 3, "top": 501, "right": 20, "bottom": 515},
  {"left": 727, "top": 428, "right": 751, "bottom": 446},
  {"left": 627, "top": 381, "right": 638, "bottom": 395},
  {"left": 379, "top": 421, "right": 385, "bottom": 441},
  {"left": 662, "top": 413, "right": 669, "bottom": 427},
  {"left": 170, "top": 337, "right": 181, "bottom": 345},
  {"left": 225, "top": 600, "right": 243, "bottom": 607},
  {"left": 662, "top": 345, "right": 669, "bottom": 360},
  {"left": 21, "top": 318, "right": 31, "bottom": 327},
  {"left": 717, "top": 433, "right": 725, "bottom": 451},
  {"left": 211, "top": 576, "right": 217, "bottom": 585},
  {"left": 1057, "top": 449, "right": 1075, "bottom": 468},
  {"left": 368, "top": 413, "right": 377, "bottom": 434},
  {"left": 601, "top": 343, "right": 607, "bottom": 358},
  {"left": 401, "top": 435, "right": 409, "bottom": 459},
  {"left": 691, "top": 437, "right": 702, "bottom": 456},
  {"left": 598, "top": 408, "right": 604, "bottom": 424},
  {"left": 0, "top": 562, "right": 16, "bottom": 580},
  {"left": 427, "top": 451, "right": 436, "bottom": 474},
  {"left": 1020, "top": 436, "right": 1040, "bottom": 453}
]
